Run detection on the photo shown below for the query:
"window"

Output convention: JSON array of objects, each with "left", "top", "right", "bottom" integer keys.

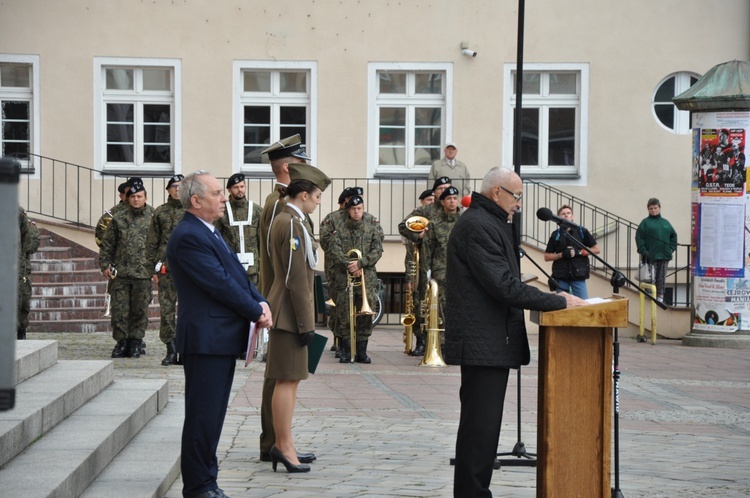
[
  {"left": 503, "top": 63, "right": 589, "bottom": 180},
  {"left": 368, "top": 63, "right": 453, "bottom": 177},
  {"left": 0, "top": 55, "right": 40, "bottom": 172},
  {"left": 652, "top": 72, "right": 700, "bottom": 134},
  {"left": 233, "top": 61, "right": 316, "bottom": 175},
  {"left": 94, "top": 58, "right": 182, "bottom": 173}
]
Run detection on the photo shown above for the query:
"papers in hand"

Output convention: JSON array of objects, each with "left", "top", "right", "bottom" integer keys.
[{"left": 245, "top": 322, "right": 259, "bottom": 367}]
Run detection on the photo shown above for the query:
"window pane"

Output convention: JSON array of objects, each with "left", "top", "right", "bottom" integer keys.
[
  {"left": 142, "top": 69, "right": 171, "bottom": 91},
  {"left": 414, "top": 107, "right": 441, "bottom": 126},
  {"left": 514, "top": 72, "right": 540, "bottom": 95},
  {"left": 280, "top": 106, "right": 306, "bottom": 125},
  {"left": 144, "top": 104, "right": 170, "bottom": 123},
  {"left": 415, "top": 73, "right": 443, "bottom": 94},
  {"left": 144, "top": 144, "right": 170, "bottom": 162},
  {"left": 549, "top": 73, "right": 577, "bottom": 94},
  {"left": 3, "top": 141, "right": 28, "bottom": 157},
  {"left": 513, "top": 108, "right": 539, "bottom": 166},
  {"left": 106, "top": 103, "right": 134, "bottom": 123},
  {"left": 0, "top": 64, "right": 30, "bottom": 88},
  {"left": 379, "top": 107, "right": 406, "bottom": 166},
  {"left": 379, "top": 72, "right": 406, "bottom": 94},
  {"left": 106, "top": 69, "right": 134, "bottom": 90},
  {"left": 106, "top": 103, "right": 134, "bottom": 162},
  {"left": 280, "top": 72, "right": 307, "bottom": 92},
  {"left": 244, "top": 71, "right": 271, "bottom": 92},
  {"left": 2, "top": 101, "right": 29, "bottom": 120},
  {"left": 655, "top": 77, "right": 675, "bottom": 103},
  {"left": 379, "top": 107, "right": 405, "bottom": 127},
  {"left": 3, "top": 121, "right": 29, "bottom": 140},
  {"left": 244, "top": 106, "right": 271, "bottom": 164},
  {"left": 655, "top": 104, "right": 674, "bottom": 129},
  {"left": 548, "top": 108, "right": 576, "bottom": 166},
  {"left": 107, "top": 143, "right": 134, "bottom": 162}
]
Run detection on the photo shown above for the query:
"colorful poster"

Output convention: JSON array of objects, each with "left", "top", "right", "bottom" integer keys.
[
  {"left": 692, "top": 276, "right": 742, "bottom": 332},
  {"left": 696, "top": 128, "right": 746, "bottom": 196}
]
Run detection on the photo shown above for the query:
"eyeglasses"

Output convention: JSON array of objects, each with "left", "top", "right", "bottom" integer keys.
[{"left": 498, "top": 185, "right": 523, "bottom": 201}]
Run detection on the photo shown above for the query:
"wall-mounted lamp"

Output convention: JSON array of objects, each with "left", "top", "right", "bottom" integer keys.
[{"left": 461, "top": 42, "right": 477, "bottom": 58}]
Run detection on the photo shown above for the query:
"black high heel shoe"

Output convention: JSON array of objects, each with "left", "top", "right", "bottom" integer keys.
[{"left": 270, "top": 446, "right": 311, "bottom": 473}]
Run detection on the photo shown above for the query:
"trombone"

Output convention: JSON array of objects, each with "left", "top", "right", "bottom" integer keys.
[
  {"left": 402, "top": 216, "right": 428, "bottom": 354},
  {"left": 346, "top": 249, "right": 374, "bottom": 362}
]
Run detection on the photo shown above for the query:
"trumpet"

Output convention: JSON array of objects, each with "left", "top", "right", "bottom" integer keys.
[
  {"left": 405, "top": 215, "right": 429, "bottom": 233},
  {"left": 103, "top": 265, "right": 116, "bottom": 317},
  {"left": 347, "top": 249, "right": 374, "bottom": 362}
]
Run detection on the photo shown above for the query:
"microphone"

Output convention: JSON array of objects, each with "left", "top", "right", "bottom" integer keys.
[{"left": 536, "top": 207, "right": 580, "bottom": 230}]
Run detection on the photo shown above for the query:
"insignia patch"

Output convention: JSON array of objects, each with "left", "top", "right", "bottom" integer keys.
[{"left": 290, "top": 237, "right": 300, "bottom": 250}]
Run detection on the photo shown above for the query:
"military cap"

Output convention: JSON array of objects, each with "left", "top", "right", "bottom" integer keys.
[
  {"left": 288, "top": 162, "right": 331, "bottom": 191},
  {"left": 127, "top": 177, "right": 143, "bottom": 187},
  {"left": 226, "top": 173, "right": 245, "bottom": 189},
  {"left": 117, "top": 182, "right": 130, "bottom": 194},
  {"left": 440, "top": 186, "right": 460, "bottom": 200},
  {"left": 419, "top": 189, "right": 434, "bottom": 200},
  {"left": 432, "top": 176, "right": 451, "bottom": 191},
  {"left": 127, "top": 182, "right": 146, "bottom": 196},
  {"left": 166, "top": 174, "right": 184, "bottom": 190},
  {"left": 337, "top": 186, "right": 364, "bottom": 204},
  {"left": 346, "top": 195, "right": 364, "bottom": 209},
  {"left": 262, "top": 134, "right": 311, "bottom": 161}
]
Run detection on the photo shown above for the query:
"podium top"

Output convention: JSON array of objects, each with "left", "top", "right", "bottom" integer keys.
[{"left": 531, "top": 295, "right": 629, "bottom": 328}]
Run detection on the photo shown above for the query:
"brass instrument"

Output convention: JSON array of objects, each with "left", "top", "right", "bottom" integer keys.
[
  {"left": 401, "top": 246, "right": 418, "bottom": 354},
  {"left": 419, "top": 279, "right": 446, "bottom": 367},
  {"left": 103, "top": 265, "right": 117, "bottom": 317},
  {"left": 95, "top": 209, "right": 113, "bottom": 246},
  {"left": 346, "top": 249, "right": 375, "bottom": 362},
  {"left": 402, "top": 216, "right": 428, "bottom": 354}
]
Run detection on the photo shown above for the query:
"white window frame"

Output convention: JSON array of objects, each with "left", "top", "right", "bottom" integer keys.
[
  {"left": 232, "top": 60, "right": 317, "bottom": 176},
  {"left": 652, "top": 72, "right": 700, "bottom": 135},
  {"left": 367, "top": 62, "right": 453, "bottom": 178},
  {"left": 503, "top": 63, "right": 589, "bottom": 185},
  {"left": 0, "top": 54, "right": 40, "bottom": 175},
  {"left": 93, "top": 57, "right": 182, "bottom": 174}
]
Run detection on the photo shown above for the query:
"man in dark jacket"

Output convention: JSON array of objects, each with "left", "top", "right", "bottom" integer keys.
[{"left": 444, "top": 167, "right": 585, "bottom": 498}]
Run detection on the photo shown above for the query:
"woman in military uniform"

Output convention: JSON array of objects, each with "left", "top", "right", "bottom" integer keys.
[{"left": 265, "top": 163, "right": 330, "bottom": 474}]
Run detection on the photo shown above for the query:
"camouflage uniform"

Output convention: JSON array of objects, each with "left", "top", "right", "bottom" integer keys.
[
  {"left": 216, "top": 196, "right": 262, "bottom": 286},
  {"left": 328, "top": 212, "right": 384, "bottom": 346},
  {"left": 146, "top": 196, "right": 184, "bottom": 344},
  {"left": 319, "top": 209, "right": 344, "bottom": 340},
  {"left": 95, "top": 201, "right": 127, "bottom": 247},
  {"left": 99, "top": 203, "right": 155, "bottom": 343},
  {"left": 422, "top": 207, "right": 462, "bottom": 321},
  {"left": 17, "top": 207, "right": 40, "bottom": 339}
]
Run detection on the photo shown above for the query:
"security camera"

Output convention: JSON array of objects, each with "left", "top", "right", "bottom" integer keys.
[{"left": 461, "top": 48, "right": 477, "bottom": 58}]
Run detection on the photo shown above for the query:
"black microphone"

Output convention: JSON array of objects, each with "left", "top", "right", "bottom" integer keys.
[{"left": 536, "top": 207, "right": 580, "bottom": 230}]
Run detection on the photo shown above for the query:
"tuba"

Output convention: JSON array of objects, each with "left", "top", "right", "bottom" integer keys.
[
  {"left": 401, "top": 216, "right": 428, "bottom": 354},
  {"left": 419, "top": 279, "right": 446, "bottom": 367},
  {"left": 347, "top": 249, "right": 375, "bottom": 362}
]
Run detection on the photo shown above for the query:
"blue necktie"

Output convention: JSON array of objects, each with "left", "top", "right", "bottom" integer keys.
[{"left": 213, "top": 230, "right": 232, "bottom": 254}]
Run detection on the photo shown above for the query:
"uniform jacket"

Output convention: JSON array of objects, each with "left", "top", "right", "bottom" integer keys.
[
  {"left": 146, "top": 196, "right": 184, "bottom": 269},
  {"left": 444, "top": 192, "right": 566, "bottom": 368},
  {"left": 429, "top": 158, "right": 471, "bottom": 196},
  {"left": 635, "top": 214, "right": 677, "bottom": 262},
  {"left": 18, "top": 207, "right": 40, "bottom": 276},
  {"left": 215, "top": 196, "right": 263, "bottom": 280},
  {"left": 166, "top": 211, "right": 266, "bottom": 356},
  {"left": 258, "top": 186, "right": 285, "bottom": 296},
  {"left": 99, "top": 203, "right": 154, "bottom": 279},
  {"left": 422, "top": 207, "right": 461, "bottom": 286},
  {"left": 267, "top": 205, "right": 316, "bottom": 334}
]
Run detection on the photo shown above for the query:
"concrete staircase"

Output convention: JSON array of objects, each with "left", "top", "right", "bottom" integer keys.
[
  {"left": 0, "top": 340, "right": 182, "bottom": 497},
  {"left": 28, "top": 228, "right": 160, "bottom": 333}
]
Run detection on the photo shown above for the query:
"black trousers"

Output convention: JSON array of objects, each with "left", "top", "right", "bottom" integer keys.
[
  {"left": 181, "top": 354, "right": 236, "bottom": 497},
  {"left": 454, "top": 365, "right": 510, "bottom": 498}
]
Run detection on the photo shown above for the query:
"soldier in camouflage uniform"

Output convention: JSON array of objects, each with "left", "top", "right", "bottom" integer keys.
[
  {"left": 99, "top": 182, "right": 155, "bottom": 359},
  {"left": 94, "top": 181, "right": 130, "bottom": 247},
  {"left": 216, "top": 173, "right": 262, "bottom": 286},
  {"left": 422, "top": 186, "right": 462, "bottom": 340},
  {"left": 397, "top": 176, "right": 452, "bottom": 355},
  {"left": 17, "top": 206, "right": 40, "bottom": 340},
  {"left": 328, "top": 195, "right": 384, "bottom": 363},
  {"left": 146, "top": 174, "right": 185, "bottom": 366}
]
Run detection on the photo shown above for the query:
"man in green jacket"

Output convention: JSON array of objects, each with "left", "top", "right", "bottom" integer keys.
[{"left": 635, "top": 198, "right": 677, "bottom": 303}]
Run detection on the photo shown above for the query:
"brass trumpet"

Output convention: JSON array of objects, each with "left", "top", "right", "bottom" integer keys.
[
  {"left": 346, "top": 249, "right": 374, "bottom": 362},
  {"left": 405, "top": 215, "right": 429, "bottom": 233}
]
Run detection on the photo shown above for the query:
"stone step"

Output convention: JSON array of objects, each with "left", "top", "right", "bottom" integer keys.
[
  {"left": 33, "top": 245, "right": 75, "bottom": 260},
  {"left": 32, "top": 281, "right": 107, "bottom": 296},
  {"left": 0, "top": 359, "right": 114, "bottom": 468},
  {"left": 80, "top": 399, "right": 183, "bottom": 498},
  {"left": 14, "top": 339, "right": 58, "bottom": 384},
  {"left": 30, "top": 294, "right": 108, "bottom": 310},
  {"left": 0, "top": 378, "right": 169, "bottom": 498},
  {"left": 26, "top": 316, "right": 161, "bottom": 333},
  {"left": 29, "top": 304, "right": 161, "bottom": 322},
  {"left": 32, "top": 258, "right": 101, "bottom": 273},
  {"left": 32, "top": 269, "right": 105, "bottom": 284}
]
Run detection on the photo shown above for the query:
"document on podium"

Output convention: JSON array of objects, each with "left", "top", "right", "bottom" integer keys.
[
  {"left": 585, "top": 297, "right": 612, "bottom": 305},
  {"left": 244, "top": 322, "right": 259, "bottom": 367}
]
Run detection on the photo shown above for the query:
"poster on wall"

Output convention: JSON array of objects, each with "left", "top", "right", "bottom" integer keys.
[
  {"left": 696, "top": 127, "right": 746, "bottom": 196},
  {"left": 692, "top": 276, "right": 744, "bottom": 332}
]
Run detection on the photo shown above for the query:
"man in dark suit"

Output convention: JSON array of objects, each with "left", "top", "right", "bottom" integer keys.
[{"left": 167, "top": 171, "right": 272, "bottom": 498}]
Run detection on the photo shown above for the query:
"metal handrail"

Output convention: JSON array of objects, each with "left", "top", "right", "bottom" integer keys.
[{"left": 16, "top": 153, "right": 691, "bottom": 311}]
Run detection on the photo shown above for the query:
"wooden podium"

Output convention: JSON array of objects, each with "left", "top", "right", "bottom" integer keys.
[{"left": 531, "top": 296, "right": 628, "bottom": 498}]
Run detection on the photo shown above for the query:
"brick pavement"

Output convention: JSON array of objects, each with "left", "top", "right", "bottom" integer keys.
[{"left": 30, "top": 322, "right": 750, "bottom": 498}]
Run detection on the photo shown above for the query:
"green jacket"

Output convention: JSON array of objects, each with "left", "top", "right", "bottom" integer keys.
[
  {"left": 146, "top": 196, "right": 185, "bottom": 269},
  {"left": 99, "top": 203, "right": 155, "bottom": 279},
  {"left": 635, "top": 214, "right": 677, "bottom": 261},
  {"left": 18, "top": 207, "right": 40, "bottom": 276},
  {"left": 215, "top": 196, "right": 262, "bottom": 279},
  {"left": 422, "top": 208, "right": 461, "bottom": 286}
]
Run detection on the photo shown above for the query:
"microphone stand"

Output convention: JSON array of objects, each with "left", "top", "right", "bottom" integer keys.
[
  {"left": 554, "top": 226, "right": 666, "bottom": 498},
  {"left": 492, "top": 247, "right": 556, "bottom": 469}
]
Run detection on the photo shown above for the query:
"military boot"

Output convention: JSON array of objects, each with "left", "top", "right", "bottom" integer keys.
[
  {"left": 127, "top": 339, "right": 141, "bottom": 358},
  {"left": 162, "top": 340, "right": 178, "bottom": 366},
  {"left": 111, "top": 339, "right": 128, "bottom": 358},
  {"left": 338, "top": 338, "right": 352, "bottom": 363},
  {"left": 17, "top": 329, "right": 26, "bottom": 340},
  {"left": 355, "top": 340, "right": 371, "bottom": 364},
  {"left": 410, "top": 335, "right": 426, "bottom": 356}
]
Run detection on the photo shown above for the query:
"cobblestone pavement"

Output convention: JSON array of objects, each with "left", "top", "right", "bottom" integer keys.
[{"left": 30, "top": 323, "right": 750, "bottom": 498}]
